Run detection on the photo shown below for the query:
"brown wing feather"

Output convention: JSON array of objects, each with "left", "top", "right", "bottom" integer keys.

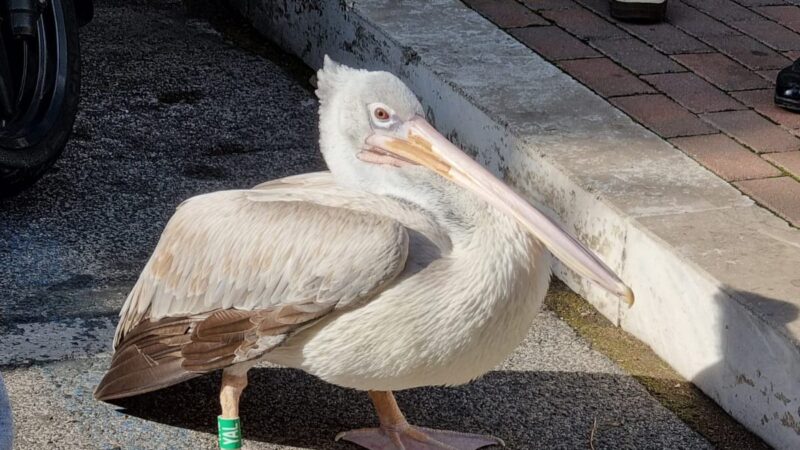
[
  {"left": 95, "top": 301, "right": 334, "bottom": 401},
  {"left": 113, "top": 185, "right": 410, "bottom": 347}
]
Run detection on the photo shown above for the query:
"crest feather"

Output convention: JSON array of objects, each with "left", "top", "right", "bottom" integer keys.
[{"left": 316, "top": 55, "right": 361, "bottom": 103}]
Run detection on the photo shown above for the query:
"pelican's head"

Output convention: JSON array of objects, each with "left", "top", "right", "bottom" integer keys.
[
  {"left": 315, "top": 56, "right": 634, "bottom": 306},
  {"left": 316, "top": 56, "right": 426, "bottom": 195}
]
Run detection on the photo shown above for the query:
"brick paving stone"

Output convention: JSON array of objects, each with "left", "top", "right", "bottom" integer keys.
[
  {"left": 572, "top": 0, "right": 617, "bottom": 20},
  {"left": 669, "top": 134, "right": 783, "bottom": 181},
  {"left": 731, "top": 88, "right": 800, "bottom": 128},
  {"left": 521, "top": 0, "right": 581, "bottom": 10},
  {"left": 463, "top": 0, "right": 548, "bottom": 28},
  {"left": 590, "top": 38, "right": 685, "bottom": 74},
  {"left": 643, "top": 72, "right": 745, "bottom": 113},
  {"left": 764, "top": 151, "right": 800, "bottom": 176},
  {"left": 673, "top": 53, "right": 770, "bottom": 90},
  {"left": 510, "top": 26, "right": 601, "bottom": 60},
  {"left": 703, "top": 110, "right": 800, "bottom": 152},
  {"left": 611, "top": 94, "right": 717, "bottom": 137},
  {"left": 558, "top": 58, "right": 655, "bottom": 96},
  {"left": 621, "top": 22, "right": 712, "bottom": 54},
  {"left": 729, "top": 18, "right": 800, "bottom": 51},
  {"left": 734, "top": 177, "right": 800, "bottom": 226},
  {"left": 541, "top": 8, "right": 626, "bottom": 40},
  {"left": 668, "top": 1, "right": 739, "bottom": 37},
  {"left": 702, "top": 34, "right": 791, "bottom": 70},
  {"left": 755, "top": 6, "right": 800, "bottom": 33},
  {"left": 757, "top": 68, "right": 781, "bottom": 83},
  {"left": 683, "top": 0, "right": 762, "bottom": 21}
]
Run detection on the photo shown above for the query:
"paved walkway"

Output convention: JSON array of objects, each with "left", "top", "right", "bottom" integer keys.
[
  {"left": 4, "top": 310, "right": 714, "bottom": 450},
  {"left": 464, "top": 0, "right": 800, "bottom": 227}
]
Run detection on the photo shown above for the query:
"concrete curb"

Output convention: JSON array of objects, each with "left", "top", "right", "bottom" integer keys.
[{"left": 232, "top": 0, "right": 800, "bottom": 447}]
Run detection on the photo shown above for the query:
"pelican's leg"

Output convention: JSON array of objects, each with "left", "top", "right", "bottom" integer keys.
[
  {"left": 218, "top": 368, "right": 248, "bottom": 449},
  {"left": 336, "top": 391, "right": 504, "bottom": 450}
]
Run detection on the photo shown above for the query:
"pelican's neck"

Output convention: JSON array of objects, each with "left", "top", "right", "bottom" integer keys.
[
  {"left": 321, "top": 132, "right": 527, "bottom": 248},
  {"left": 414, "top": 177, "right": 526, "bottom": 250}
]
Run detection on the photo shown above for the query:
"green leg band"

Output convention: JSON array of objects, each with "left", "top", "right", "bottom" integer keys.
[{"left": 218, "top": 416, "right": 242, "bottom": 449}]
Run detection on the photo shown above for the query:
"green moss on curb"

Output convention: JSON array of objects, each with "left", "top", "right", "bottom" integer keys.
[{"left": 546, "top": 280, "right": 771, "bottom": 450}]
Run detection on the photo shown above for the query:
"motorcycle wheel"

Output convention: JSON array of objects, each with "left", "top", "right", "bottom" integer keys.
[{"left": 0, "top": 0, "right": 81, "bottom": 197}]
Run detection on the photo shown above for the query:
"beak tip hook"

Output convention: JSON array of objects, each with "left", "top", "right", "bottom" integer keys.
[{"left": 622, "top": 286, "right": 635, "bottom": 308}]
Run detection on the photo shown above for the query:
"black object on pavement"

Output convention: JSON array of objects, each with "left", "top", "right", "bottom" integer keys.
[
  {"left": 610, "top": 0, "right": 667, "bottom": 23},
  {"left": 775, "top": 59, "right": 800, "bottom": 112}
]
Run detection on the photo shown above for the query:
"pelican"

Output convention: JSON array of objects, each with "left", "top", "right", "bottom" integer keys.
[{"left": 95, "top": 56, "right": 632, "bottom": 450}]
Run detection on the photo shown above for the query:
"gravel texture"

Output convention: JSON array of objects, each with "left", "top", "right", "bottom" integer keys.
[
  {"left": 4, "top": 309, "right": 713, "bottom": 450},
  {"left": 0, "top": 0, "right": 323, "bottom": 326}
]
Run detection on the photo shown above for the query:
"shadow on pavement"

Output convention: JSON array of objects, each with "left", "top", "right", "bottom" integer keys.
[{"left": 114, "top": 367, "right": 710, "bottom": 449}]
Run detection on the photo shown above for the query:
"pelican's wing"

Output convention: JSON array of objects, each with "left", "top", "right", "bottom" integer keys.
[{"left": 95, "top": 175, "right": 409, "bottom": 400}]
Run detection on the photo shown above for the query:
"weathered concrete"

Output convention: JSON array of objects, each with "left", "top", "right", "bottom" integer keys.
[{"left": 231, "top": 0, "right": 800, "bottom": 447}]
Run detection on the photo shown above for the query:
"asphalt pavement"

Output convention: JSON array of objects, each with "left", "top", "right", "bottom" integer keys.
[{"left": 0, "top": 0, "right": 713, "bottom": 448}]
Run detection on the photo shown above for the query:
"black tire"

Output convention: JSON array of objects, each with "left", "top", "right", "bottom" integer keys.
[{"left": 0, "top": 0, "right": 81, "bottom": 197}]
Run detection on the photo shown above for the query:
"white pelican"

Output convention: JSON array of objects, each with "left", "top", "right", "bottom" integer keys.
[{"left": 95, "top": 56, "right": 632, "bottom": 450}]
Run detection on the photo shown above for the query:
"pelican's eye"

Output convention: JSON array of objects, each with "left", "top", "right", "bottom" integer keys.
[
  {"left": 368, "top": 103, "right": 395, "bottom": 129},
  {"left": 374, "top": 107, "right": 390, "bottom": 121}
]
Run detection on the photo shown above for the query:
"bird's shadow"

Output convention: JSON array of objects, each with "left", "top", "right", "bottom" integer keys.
[{"left": 112, "top": 367, "right": 705, "bottom": 449}]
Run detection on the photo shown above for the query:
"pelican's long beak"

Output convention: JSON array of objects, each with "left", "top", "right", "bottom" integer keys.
[{"left": 366, "top": 116, "right": 634, "bottom": 306}]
